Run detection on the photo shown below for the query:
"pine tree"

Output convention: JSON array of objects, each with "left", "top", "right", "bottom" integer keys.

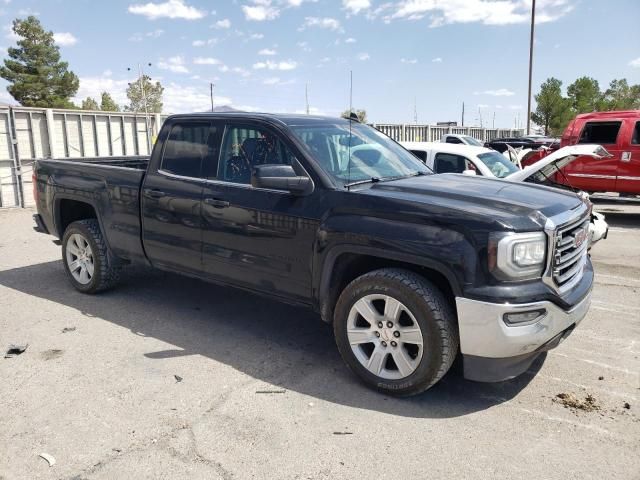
[
  {"left": 100, "top": 91, "right": 120, "bottom": 111},
  {"left": 81, "top": 97, "right": 99, "bottom": 110},
  {"left": 0, "top": 16, "right": 79, "bottom": 108}
]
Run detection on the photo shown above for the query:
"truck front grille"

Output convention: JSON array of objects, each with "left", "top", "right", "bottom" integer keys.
[{"left": 552, "top": 215, "right": 590, "bottom": 288}]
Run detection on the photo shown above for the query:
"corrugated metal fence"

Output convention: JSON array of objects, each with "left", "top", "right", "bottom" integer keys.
[
  {"left": 0, "top": 106, "right": 523, "bottom": 208},
  {"left": 0, "top": 106, "right": 165, "bottom": 208}
]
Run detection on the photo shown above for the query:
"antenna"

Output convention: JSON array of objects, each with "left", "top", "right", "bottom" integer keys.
[
  {"left": 346, "top": 70, "right": 353, "bottom": 190},
  {"left": 305, "top": 83, "right": 310, "bottom": 115}
]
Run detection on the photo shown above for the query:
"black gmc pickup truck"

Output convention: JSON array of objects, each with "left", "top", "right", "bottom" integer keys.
[{"left": 33, "top": 113, "right": 594, "bottom": 396}]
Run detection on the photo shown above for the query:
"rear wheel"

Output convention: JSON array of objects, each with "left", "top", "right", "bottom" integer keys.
[
  {"left": 334, "top": 268, "right": 458, "bottom": 396},
  {"left": 62, "top": 219, "right": 120, "bottom": 293}
]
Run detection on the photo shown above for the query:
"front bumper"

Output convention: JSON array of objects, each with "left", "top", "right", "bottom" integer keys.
[{"left": 456, "top": 288, "right": 592, "bottom": 382}]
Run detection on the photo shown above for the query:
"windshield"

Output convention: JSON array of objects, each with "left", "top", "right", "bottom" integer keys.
[
  {"left": 462, "top": 135, "right": 483, "bottom": 146},
  {"left": 477, "top": 151, "right": 520, "bottom": 178},
  {"left": 290, "top": 122, "right": 430, "bottom": 185}
]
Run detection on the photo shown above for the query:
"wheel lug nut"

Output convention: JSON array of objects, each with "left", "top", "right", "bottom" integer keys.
[
  {"left": 391, "top": 341, "right": 397, "bottom": 347},
  {"left": 393, "top": 331, "right": 400, "bottom": 338},
  {"left": 375, "top": 331, "right": 380, "bottom": 337},
  {"left": 381, "top": 341, "right": 387, "bottom": 347},
  {"left": 378, "top": 322, "right": 383, "bottom": 328},
  {"left": 387, "top": 321, "right": 393, "bottom": 328}
]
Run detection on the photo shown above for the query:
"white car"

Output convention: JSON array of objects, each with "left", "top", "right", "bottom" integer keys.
[{"left": 401, "top": 142, "right": 610, "bottom": 247}]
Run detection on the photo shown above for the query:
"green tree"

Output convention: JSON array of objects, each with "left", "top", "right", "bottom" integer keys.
[
  {"left": 100, "top": 91, "right": 120, "bottom": 111},
  {"left": 341, "top": 109, "right": 368, "bottom": 123},
  {"left": 81, "top": 97, "right": 99, "bottom": 110},
  {"left": 567, "top": 76, "right": 602, "bottom": 113},
  {"left": 601, "top": 79, "right": 640, "bottom": 110},
  {"left": 531, "top": 78, "right": 572, "bottom": 136},
  {"left": 0, "top": 16, "right": 79, "bottom": 108},
  {"left": 125, "top": 75, "right": 163, "bottom": 113}
]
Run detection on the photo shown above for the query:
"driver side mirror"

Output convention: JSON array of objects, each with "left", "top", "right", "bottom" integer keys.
[{"left": 251, "top": 164, "right": 313, "bottom": 195}]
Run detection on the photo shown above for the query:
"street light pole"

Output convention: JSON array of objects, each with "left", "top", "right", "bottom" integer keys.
[{"left": 526, "top": 0, "right": 536, "bottom": 135}]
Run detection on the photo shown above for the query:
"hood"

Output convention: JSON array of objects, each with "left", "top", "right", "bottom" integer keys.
[
  {"left": 505, "top": 144, "right": 611, "bottom": 182},
  {"left": 358, "top": 173, "right": 585, "bottom": 231}
]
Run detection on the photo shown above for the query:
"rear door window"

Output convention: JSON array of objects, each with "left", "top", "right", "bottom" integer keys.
[
  {"left": 410, "top": 150, "right": 427, "bottom": 162},
  {"left": 434, "top": 153, "right": 469, "bottom": 174},
  {"left": 632, "top": 121, "right": 640, "bottom": 145},
  {"left": 578, "top": 121, "right": 622, "bottom": 144},
  {"left": 445, "top": 136, "right": 463, "bottom": 144},
  {"left": 161, "top": 122, "right": 216, "bottom": 178}
]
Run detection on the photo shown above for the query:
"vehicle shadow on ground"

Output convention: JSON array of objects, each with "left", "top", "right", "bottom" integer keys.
[
  {"left": 598, "top": 212, "right": 640, "bottom": 229},
  {"left": 0, "top": 260, "right": 544, "bottom": 419}
]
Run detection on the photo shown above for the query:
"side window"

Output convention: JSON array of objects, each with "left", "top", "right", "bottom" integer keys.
[
  {"left": 445, "top": 136, "right": 463, "bottom": 144},
  {"left": 434, "top": 153, "right": 467, "bottom": 174},
  {"left": 632, "top": 121, "right": 640, "bottom": 145},
  {"left": 161, "top": 123, "right": 212, "bottom": 178},
  {"left": 218, "top": 125, "right": 294, "bottom": 184},
  {"left": 579, "top": 121, "right": 622, "bottom": 144},
  {"left": 410, "top": 150, "right": 427, "bottom": 162}
]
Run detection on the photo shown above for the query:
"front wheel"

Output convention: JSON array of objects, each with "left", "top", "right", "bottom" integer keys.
[
  {"left": 62, "top": 219, "right": 120, "bottom": 293},
  {"left": 333, "top": 268, "right": 459, "bottom": 396}
]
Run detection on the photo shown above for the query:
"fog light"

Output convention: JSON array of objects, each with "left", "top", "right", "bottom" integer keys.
[{"left": 503, "top": 309, "right": 547, "bottom": 326}]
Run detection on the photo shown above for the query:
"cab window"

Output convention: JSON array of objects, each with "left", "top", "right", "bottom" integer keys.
[
  {"left": 579, "top": 121, "right": 621, "bottom": 144},
  {"left": 217, "top": 125, "right": 295, "bottom": 184},
  {"left": 161, "top": 122, "right": 217, "bottom": 178},
  {"left": 410, "top": 150, "right": 428, "bottom": 162},
  {"left": 632, "top": 121, "right": 640, "bottom": 145},
  {"left": 433, "top": 153, "right": 471, "bottom": 174}
]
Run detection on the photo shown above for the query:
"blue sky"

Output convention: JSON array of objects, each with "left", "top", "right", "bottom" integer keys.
[{"left": 1, "top": 0, "right": 639, "bottom": 127}]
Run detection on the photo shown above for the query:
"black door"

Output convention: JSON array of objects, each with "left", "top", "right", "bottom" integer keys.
[
  {"left": 141, "top": 121, "right": 217, "bottom": 274},
  {"left": 200, "top": 122, "right": 318, "bottom": 302}
]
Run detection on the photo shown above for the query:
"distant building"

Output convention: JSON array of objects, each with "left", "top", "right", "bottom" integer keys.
[{"left": 436, "top": 121, "right": 457, "bottom": 127}]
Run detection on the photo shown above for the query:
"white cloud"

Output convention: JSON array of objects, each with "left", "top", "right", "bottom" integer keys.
[
  {"left": 128, "top": 0, "right": 205, "bottom": 20},
  {"left": 249, "top": 33, "right": 264, "bottom": 39},
  {"left": 387, "top": 0, "right": 573, "bottom": 27},
  {"left": 345, "top": 37, "right": 356, "bottom": 43},
  {"left": 163, "top": 82, "right": 232, "bottom": 113},
  {"left": 193, "top": 57, "right": 221, "bottom": 65},
  {"left": 214, "top": 18, "right": 231, "bottom": 28},
  {"left": 242, "top": 1, "right": 280, "bottom": 21},
  {"left": 474, "top": 88, "right": 515, "bottom": 96},
  {"left": 258, "top": 48, "right": 277, "bottom": 55},
  {"left": 432, "top": 57, "right": 442, "bottom": 62},
  {"left": 297, "top": 41, "right": 310, "bottom": 51},
  {"left": 232, "top": 67, "right": 251, "bottom": 77},
  {"left": 357, "top": 52, "right": 370, "bottom": 61},
  {"left": 253, "top": 59, "right": 297, "bottom": 70},
  {"left": 300, "top": 17, "right": 341, "bottom": 30},
  {"left": 53, "top": 32, "right": 77, "bottom": 46},
  {"left": 401, "top": 58, "right": 417, "bottom": 64},
  {"left": 263, "top": 77, "right": 281, "bottom": 85},
  {"left": 477, "top": 104, "right": 489, "bottom": 109},
  {"left": 157, "top": 56, "right": 189, "bottom": 73},
  {"left": 629, "top": 57, "right": 640, "bottom": 68},
  {"left": 343, "top": 0, "right": 370, "bottom": 14},
  {"left": 508, "top": 104, "right": 522, "bottom": 110},
  {"left": 192, "top": 38, "right": 217, "bottom": 46},
  {"left": 75, "top": 76, "right": 130, "bottom": 107}
]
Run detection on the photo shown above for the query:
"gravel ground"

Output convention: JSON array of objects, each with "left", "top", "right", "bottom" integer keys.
[{"left": 0, "top": 205, "right": 638, "bottom": 480}]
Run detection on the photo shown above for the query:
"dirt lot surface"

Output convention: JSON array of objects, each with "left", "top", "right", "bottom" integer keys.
[{"left": 1, "top": 205, "right": 638, "bottom": 479}]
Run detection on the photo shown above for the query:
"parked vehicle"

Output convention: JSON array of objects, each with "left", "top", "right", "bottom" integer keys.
[
  {"left": 484, "top": 136, "right": 536, "bottom": 153},
  {"left": 559, "top": 110, "right": 640, "bottom": 194},
  {"left": 33, "top": 113, "right": 594, "bottom": 396},
  {"left": 439, "top": 134, "right": 484, "bottom": 146},
  {"left": 402, "top": 142, "right": 609, "bottom": 247}
]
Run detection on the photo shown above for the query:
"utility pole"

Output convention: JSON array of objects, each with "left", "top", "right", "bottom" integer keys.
[
  {"left": 413, "top": 96, "right": 418, "bottom": 124},
  {"left": 305, "top": 83, "right": 310, "bottom": 115},
  {"left": 526, "top": 0, "right": 536, "bottom": 135},
  {"left": 492, "top": 111, "right": 496, "bottom": 129},
  {"left": 461, "top": 102, "right": 465, "bottom": 127},
  {"left": 478, "top": 107, "right": 483, "bottom": 128},
  {"left": 210, "top": 83, "right": 215, "bottom": 112}
]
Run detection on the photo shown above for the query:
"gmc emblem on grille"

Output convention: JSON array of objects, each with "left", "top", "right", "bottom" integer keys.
[{"left": 573, "top": 228, "right": 587, "bottom": 248}]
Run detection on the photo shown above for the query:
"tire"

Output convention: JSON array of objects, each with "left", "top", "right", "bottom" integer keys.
[
  {"left": 62, "top": 219, "right": 121, "bottom": 293},
  {"left": 333, "top": 268, "right": 459, "bottom": 396}
]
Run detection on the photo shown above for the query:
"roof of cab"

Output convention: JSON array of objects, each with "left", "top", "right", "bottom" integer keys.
[
  {"left": 400, "top": 141, "right": 494, "bottom": 157},
  {"left": 574, "top": 110, "right": 640, "bottom": 120},
  {"left": 166, "top": 112, "right": 351, "bottom": 127}
]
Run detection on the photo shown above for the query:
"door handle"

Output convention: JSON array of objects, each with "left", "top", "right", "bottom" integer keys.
[
  {"left": 204, "top": 198, "right": 230, "bottom": 208},
  {"left": 144, "top": 189, "right": 166, "bottom": 198}
]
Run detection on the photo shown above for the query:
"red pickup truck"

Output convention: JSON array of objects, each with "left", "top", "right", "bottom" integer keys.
[{"left": 559, "top": 110, "right": 640, "bottom": 194}]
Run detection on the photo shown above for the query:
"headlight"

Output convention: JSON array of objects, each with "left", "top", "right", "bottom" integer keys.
[{"left": 489, "top": 232, "right": 547, "bottom": 280}]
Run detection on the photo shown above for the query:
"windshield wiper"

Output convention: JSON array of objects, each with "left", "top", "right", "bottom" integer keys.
[
  {"left": 378, "top": 171, "right": 428, "bottom": 182},
  {"left": 344, "top": 177, "right": 380, "bottom": 188}
]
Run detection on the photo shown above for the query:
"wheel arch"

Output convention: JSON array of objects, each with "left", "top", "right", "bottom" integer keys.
[
  {"left": 54, "top": 196, "right": 113, "bottom": 255},
  {"left": 317, "top": 246, "right": 461, "bottom": 324}
]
